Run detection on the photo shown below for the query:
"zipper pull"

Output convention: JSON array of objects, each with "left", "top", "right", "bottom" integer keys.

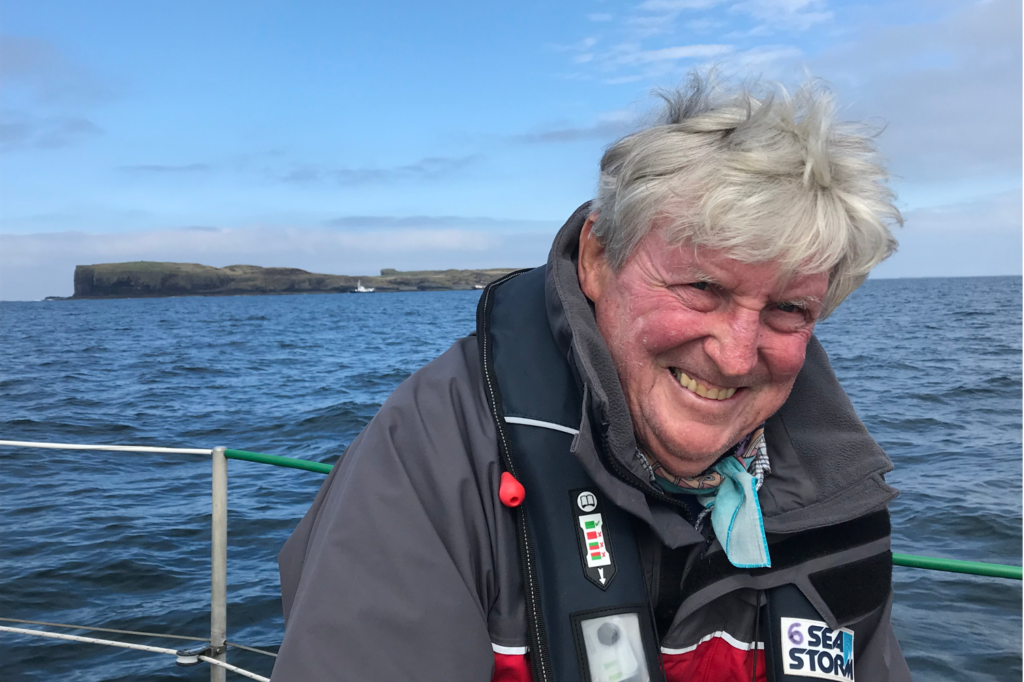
[{"left": 499, "top": 472, "right": 525, "bottom": 507}]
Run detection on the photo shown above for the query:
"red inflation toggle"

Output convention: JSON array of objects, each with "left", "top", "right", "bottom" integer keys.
[{"left": 499, "top": 472, "right": 525, "bottom": 507}]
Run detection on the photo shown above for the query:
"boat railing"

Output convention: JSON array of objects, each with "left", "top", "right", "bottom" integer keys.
[{"left": 1, "top": 439, "right": 1021, "bottom": 681}]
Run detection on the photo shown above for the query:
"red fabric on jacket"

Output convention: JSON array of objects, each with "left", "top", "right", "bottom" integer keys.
[
  {"left": 493, "top": 653, "right": 532, "bottom": 682},
  {"left": 662, "top": 636, "right": 767, "bottom": 682},
  {"left": 491, "top": 635, "right": 767, "bottom": 682}
]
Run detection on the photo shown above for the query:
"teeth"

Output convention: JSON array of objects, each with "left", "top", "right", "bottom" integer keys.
[{"left": 674, "top": 370, "right": 737, "bottom": 401}]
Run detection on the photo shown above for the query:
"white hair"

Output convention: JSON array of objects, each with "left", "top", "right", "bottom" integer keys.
[{"left": 591, "top": 73, "right": 901, "bottom": 317}]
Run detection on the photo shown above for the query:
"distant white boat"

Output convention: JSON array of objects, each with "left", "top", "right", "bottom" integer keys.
[
  {"left": 352, "top": 280, "right": 375, "bottom": 293},
  {"left": 473, "top": 284, "right": 485, "bottom": 290}
]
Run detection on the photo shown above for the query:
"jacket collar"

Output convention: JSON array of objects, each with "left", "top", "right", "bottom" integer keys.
[{"left": 543, "top": 203, "right": 898, "bottom": 543}]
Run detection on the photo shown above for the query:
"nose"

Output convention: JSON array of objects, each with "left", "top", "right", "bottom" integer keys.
[{"left": 704, "top": 307, "right": 761, "bottom": 377}]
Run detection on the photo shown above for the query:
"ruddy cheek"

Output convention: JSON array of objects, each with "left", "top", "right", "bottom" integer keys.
[
  {"left": 648, "top": 313, "right": 704, "bottom": 350},
  {"left": 764, "top": 338, "right": 811, "bottom": 376}
]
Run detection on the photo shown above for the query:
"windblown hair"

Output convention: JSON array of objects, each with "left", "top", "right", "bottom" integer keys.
[{"left": 591, "top": 73, "right": 901, "bottom": 317}]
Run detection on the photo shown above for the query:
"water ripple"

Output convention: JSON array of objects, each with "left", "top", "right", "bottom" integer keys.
[{"left": 0, "top": 278, "right": 1019, "bottom": 680}]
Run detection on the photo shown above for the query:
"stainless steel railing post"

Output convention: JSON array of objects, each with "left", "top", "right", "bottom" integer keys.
[{"left": 211, "top": 446, "right": 228, "bottom": 682}]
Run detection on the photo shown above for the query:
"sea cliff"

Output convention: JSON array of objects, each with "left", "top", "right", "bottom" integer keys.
[{"left": 69, "top": 262, "right": 518, "bottom": 299}]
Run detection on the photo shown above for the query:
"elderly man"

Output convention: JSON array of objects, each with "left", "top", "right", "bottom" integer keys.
[{"left": 271, "top": 78, "right": 911, "bottom": 682}]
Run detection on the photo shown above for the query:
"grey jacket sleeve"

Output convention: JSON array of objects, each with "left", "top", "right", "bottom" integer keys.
[
  {"left": 271, "top": 337, "right": 523, "bottom": 681},
  {"left": 851, "top": 590, "right": 913, "bottom": 681}
]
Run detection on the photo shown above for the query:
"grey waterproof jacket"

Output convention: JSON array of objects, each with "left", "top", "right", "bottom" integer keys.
[{"left": 271, "top": 204, "right": 912, "bottom": 681}]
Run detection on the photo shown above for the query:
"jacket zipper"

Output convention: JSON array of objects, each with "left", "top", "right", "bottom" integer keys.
[
  {"left": 477, "top": 270, "right": 554, "bottom": 682},
  {"left": 595, "top": 422, "right": 695, "bottom": 523}
]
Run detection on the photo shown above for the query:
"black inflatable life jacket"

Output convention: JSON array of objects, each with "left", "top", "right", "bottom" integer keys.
[{"left": 477, "top": 266, "right": 665, "bottom": 682}]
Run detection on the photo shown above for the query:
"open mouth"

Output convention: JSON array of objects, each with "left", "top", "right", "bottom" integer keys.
[{"left": 670, "top": 368, "right": 737, "bottom": 401}]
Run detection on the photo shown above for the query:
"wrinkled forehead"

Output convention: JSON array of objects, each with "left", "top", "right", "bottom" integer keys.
[{"left": 647, "top": 223, "right": 833, "bottom": 294}]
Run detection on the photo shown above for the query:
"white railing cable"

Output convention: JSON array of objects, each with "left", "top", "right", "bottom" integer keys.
[
  {"left": 0, "top": 625, "right": 272, "bottom": 681},
  {"left": 0, "top": 439, "right": 212, "bottom": 455},
  {"left": 199, "top": 655, "right": 272, "bottom": 682},
  {"left": 0, "top": 624, "right": 179, "bottom": 655},
  {"left": 0, "top": 439, "right": 278, "bottom": 680},
  {"left": 0, "top": 617, "right": 279, "bottom": 658},
  {"left": 0, "top": 616, "right": 209, "bottom": 642}
]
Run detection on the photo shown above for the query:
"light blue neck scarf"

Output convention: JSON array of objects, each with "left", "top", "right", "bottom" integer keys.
[{"left": 636, "top": 428, "right": 771, "bottom": 569}]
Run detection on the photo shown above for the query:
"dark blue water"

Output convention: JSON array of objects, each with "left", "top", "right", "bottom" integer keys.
[{"left": 1, "top": 277, "right": 1020, "bottom": 681}]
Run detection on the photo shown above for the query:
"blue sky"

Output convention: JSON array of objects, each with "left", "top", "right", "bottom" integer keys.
[{"left": 1, "top": 0, "right": 1020, "bottom": 299}]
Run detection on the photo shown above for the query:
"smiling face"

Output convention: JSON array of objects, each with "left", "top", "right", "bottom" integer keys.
[{"left": 578, "top": 214, "right": 829, "bottom": 478}]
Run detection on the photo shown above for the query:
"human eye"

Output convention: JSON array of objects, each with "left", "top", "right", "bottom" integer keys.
[
  {"left": 670, "top": 280, "right": 719, "bottom": 312},
  {"left": 767, "top": 300, "right": 819, "bottom": 332},
  {"left": 775, "top": 301, "right": 805, "bottom": 314}
]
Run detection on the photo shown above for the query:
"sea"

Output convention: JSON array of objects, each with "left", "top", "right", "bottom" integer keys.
[{"left": 0, "top": 275, "right": 1020, "bottom": 682}]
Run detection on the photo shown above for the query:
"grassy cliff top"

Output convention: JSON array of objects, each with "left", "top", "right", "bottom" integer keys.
[{"left": 71, "top": 262, "right": 520, "bottom": 298}]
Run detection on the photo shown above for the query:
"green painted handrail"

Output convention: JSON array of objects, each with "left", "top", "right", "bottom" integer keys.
[
  {"left": 892, "top": 553, "right": 1021, "bottom": 580},
  {"left": 224, "top": 448, "right": 333, "bottom": 474},
  {"left": 225, "top": 448, "right": 1023, "bottom": 581}
]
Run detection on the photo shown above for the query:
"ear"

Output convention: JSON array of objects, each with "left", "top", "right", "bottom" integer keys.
[{"left": 577, "top": 212, "right": 610, "bottom": 304}]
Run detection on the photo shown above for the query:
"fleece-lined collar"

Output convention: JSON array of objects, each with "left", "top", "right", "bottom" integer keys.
[{"left": 543, "top": 202, "right": 898, "bottom": 542}]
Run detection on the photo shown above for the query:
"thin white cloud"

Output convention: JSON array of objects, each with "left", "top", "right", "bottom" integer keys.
[
  {"left": 624, "top": 14, "right": 681, "bottom": 38},
  {"left": 279, "top": 155, "right": 483, "bottom": 186},
  {"left": 324, "top": 215, "right": 555, "bottom": 231},
  {"left": 0, "top": 35, "right": 115, "bottom": 107},
  {"left": 511, "top": 111, "right": 635, "bottom": 144},
  {"left": 902, "top": 188, "right": 1021, "bottom": 234},
  {"left": 548, "top": 36, "right": 600, "bottom": 52},
  {"left": 729, "top": 45, "right": 803, "bottom": 67},
  {"left": 730, "top": 0, "right": 832, "bottom": 30},
  {"left": 604, "top": 74, "right": 649, "bottom": 85},
  {"left": 0, "top": 113, "right": 102, "bottom": 150},
  {"left": 619, "top": 44, "right": 735, "bottom": 64},
  {"left": 873, "top": 188, "right": 1022, "bottom": 278},
  {"left": 119, "top": 163, "right": 212, "bottom": 174},
  {"left": 0, "top": 35, "right": 115, "bottom": 151},
  {"left": 637, "top": 0, "right": 723, "bottom": 11},
  {"left": 560, "top": 0, "right": 814, "bottom": 81},
  {"left": 685, "top": 18, "right": 726, "bottom": 31}
]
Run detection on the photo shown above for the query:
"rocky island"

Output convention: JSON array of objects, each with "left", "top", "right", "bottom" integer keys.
[{"left": 65, "top": 262, "right": 520, "bottom": 299}]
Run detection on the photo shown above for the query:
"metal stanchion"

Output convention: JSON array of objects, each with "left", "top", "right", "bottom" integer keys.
[{"left": 211, "top": 447, "right": 228, "bottom": 682}]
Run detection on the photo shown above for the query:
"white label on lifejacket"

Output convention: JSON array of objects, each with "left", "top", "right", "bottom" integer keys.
[
  {"left": 577, "top": 491, "right": 598, "bottom": 512},
  {"left": 569, "top": 489, "right": 617, "bottom": 589},
  {"left": 578, "top": 513, "right": 611, "bottom": 568},
  {"left": 781, "top": 617, "right": 854, "bottom": 681}
]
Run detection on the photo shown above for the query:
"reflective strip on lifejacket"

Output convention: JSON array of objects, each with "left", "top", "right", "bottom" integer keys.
[
  {"left": 503, "top": 416, "right": 580, "bottom": 436},
  {"left": 491, "top": 643, "right": 529, "bottom": 655},
  {"left": 492, "top": 648, "right": 532, "bottom": 682},
  {"left": 661, "top": 630, "right": 765, "bottom": 655}
]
